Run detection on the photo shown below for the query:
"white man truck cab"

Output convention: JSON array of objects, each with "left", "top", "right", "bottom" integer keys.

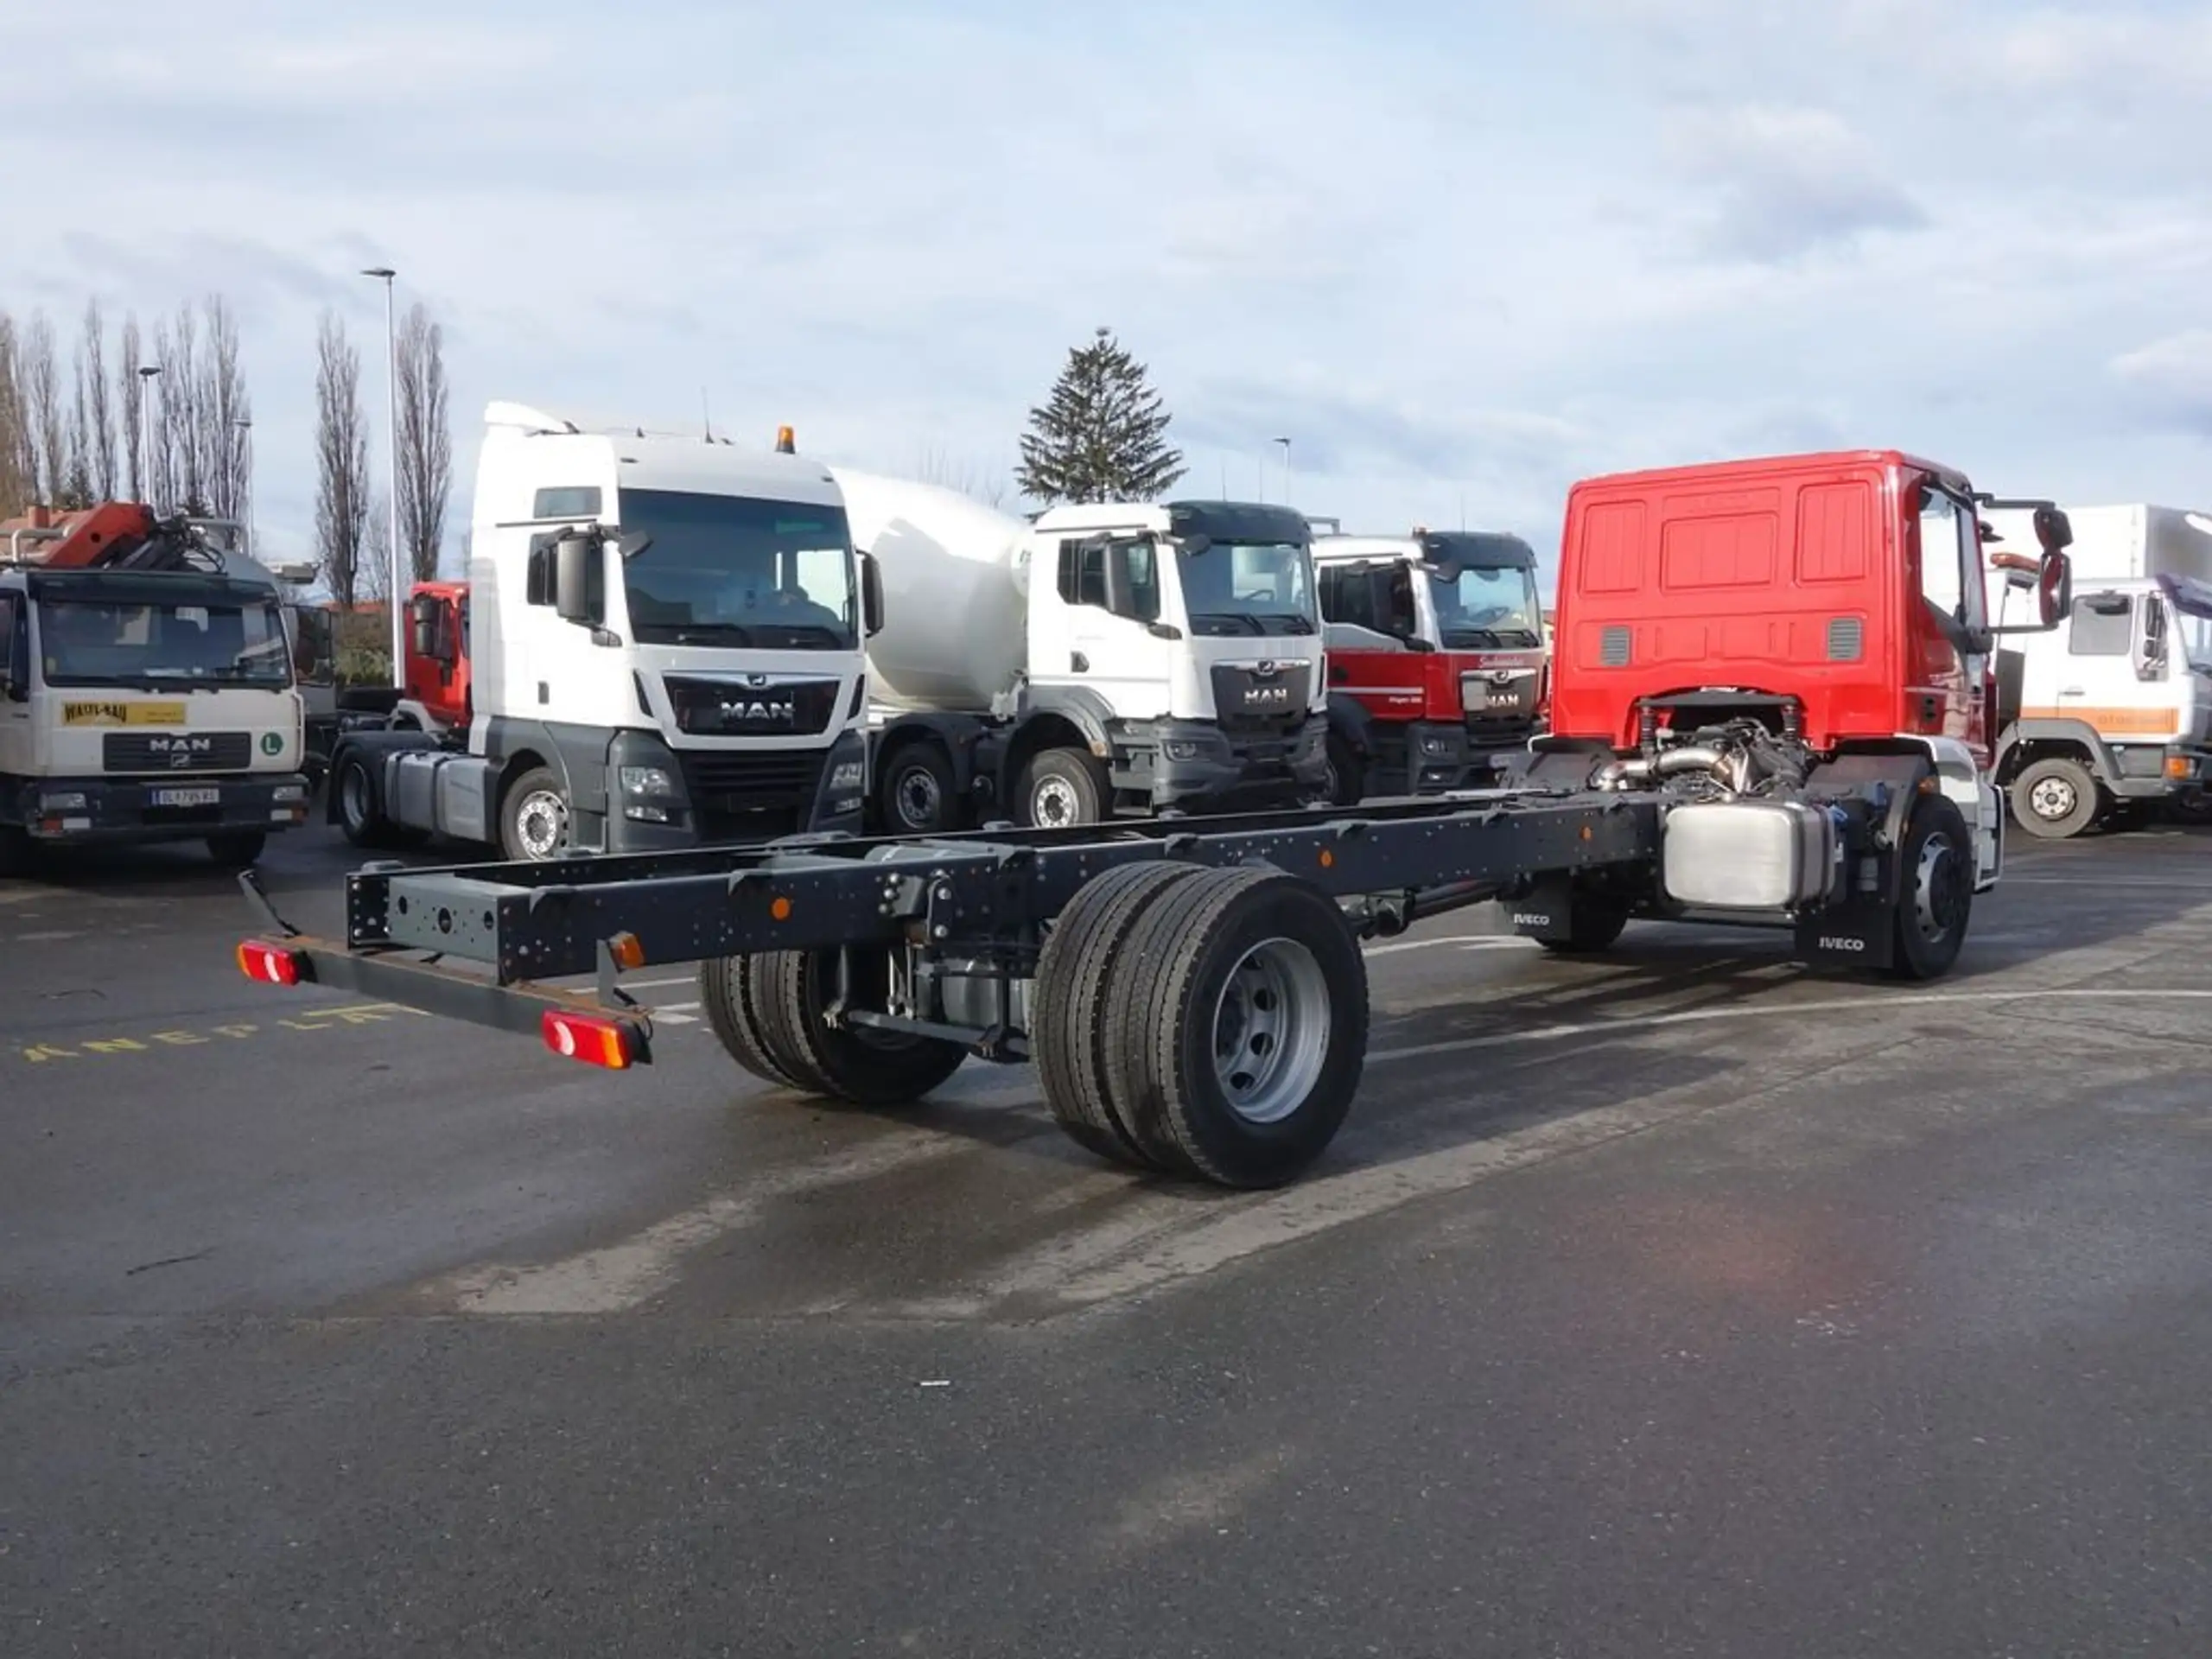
[
  {"left": 838, "top": 477, "right": 1331, "bottom": 832},
  {"left": 2, "top": 506, "right": 309, "bottom": 873},
  {"left": 327, "top": 404, "right": 877, "bottom": 860}
]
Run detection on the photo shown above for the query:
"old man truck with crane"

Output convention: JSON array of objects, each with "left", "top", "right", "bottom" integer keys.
[{"left": 238, "top": 448, "right": 2071, "bottom": 1192}]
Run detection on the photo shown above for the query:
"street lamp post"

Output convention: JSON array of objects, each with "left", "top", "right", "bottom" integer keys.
[
  {"left": 362, "top": 266, "right": 403, "bottom": 688},
  {"left": 1274, "top": 436, "right": 1293, "bottom": 511},
  {"left": 136, "top": 365, "right": 161, "bottom": 506}
]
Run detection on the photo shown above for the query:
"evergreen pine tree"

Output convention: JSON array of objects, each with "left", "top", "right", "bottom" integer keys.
[{"left": 1015, "top": 327, "right": 1186, "bottom": 505}]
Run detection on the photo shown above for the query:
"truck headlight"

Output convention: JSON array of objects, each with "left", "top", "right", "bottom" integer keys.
[
  {"left": 40, "top": 791, "right": 88, "bottom": 812},
  {"left": 830, "top": 760, "right": 865, "bottom": 791},
  {"left": 1163, "top": 740, "right": 1205, "bottom": 760},
  {"left": 271, "top": 784, "right": 309, "bottom": 804},
  {"left": 1419, "top": 733, "right": 1458, "bottom": 757},
  {"left": 620, "top": 765, "right": 677, "bottom": 798}
]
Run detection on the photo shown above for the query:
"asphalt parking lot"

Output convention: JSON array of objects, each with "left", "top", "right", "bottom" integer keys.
[{"left": 5, "top": 822, "right": 2211, "bottom": 1656}]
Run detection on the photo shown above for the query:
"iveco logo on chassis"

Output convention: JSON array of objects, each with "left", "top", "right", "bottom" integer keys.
[
  {"left": 1818, "top": 936, "right": 1868, "bottom": 953},
  {"left": 1511, "top": 912, "right": 1551, "bottom": 927}
]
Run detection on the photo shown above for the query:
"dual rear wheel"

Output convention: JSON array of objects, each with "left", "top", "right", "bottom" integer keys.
[{"left": 698, "top": 861, "right": 1371, "bottom": 1190}]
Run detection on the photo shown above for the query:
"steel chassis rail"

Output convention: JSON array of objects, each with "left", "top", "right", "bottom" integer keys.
[{"left": 242, "top": 790, "right": 1661, "bottom": 1043}]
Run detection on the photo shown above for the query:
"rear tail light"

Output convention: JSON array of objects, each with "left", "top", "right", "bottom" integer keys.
[
  {"left": 542, "top": 1008, "right": 640, "bottom": 1070},
  {"left": 237, "top": 939, "right": 304, "bottom": 985}
]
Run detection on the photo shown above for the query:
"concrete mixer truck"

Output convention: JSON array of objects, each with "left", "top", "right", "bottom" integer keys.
[{"left": 833, "top": 471, "right": 1330, "bottom": 833}]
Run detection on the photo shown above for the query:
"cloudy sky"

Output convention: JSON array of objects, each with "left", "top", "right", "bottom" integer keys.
[{"left": 4, "top": 0, "right": 2209, "bottom": 577}]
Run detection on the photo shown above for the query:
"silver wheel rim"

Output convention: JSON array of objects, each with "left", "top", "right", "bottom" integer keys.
[
  {"left": 895, "top": 766, "right": 942, "bottom": 830},
  {"left": 514, "top": 788, "right": 568, "bottom": 859},
  {"left": 1210, "top": 937, "right": 1332, "bottom": 1124},
  {"left": 1912, "top": 830, "right": 1964, "bottom": 942},
  {"left": 340, "top": 766, "right": 370, "bottom": 831},
  {"left": 2028, "top": 775, "right": 2077, "bottom": 820},
  {"left": 1032, "top": 775, "right": 1082, "bottom": 827}
]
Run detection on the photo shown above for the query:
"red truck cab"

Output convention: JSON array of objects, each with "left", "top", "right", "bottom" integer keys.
[
  {"left": 1547, "top": 450, "right": 2056, "bottom": 771},
  {"left": 1314, "top": 529, "right": 1548, "bottom": 799},
  {"left": 401, "top": 582, "right": 472, "bottom": 731},
  {"left": 1507, "top": 449, "right": 2071, "bottom": 975}
]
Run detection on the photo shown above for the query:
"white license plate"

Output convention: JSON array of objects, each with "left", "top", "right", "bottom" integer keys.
[{"left": 152, "top": 787, "right": 221, "bottom": 807}]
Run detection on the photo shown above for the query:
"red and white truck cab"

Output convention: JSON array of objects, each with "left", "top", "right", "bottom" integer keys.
[{"left": 1313, "top": 527, "right": 1548, "bottom": 801}]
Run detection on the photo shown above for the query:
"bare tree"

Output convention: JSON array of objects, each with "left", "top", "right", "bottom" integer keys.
[
  {"left": 912, "top": 445, "right": 1012, "bottom": 511},
  {"left": 23, "top": 315, "right": 65, "bottom": 505},
  {"left": 62, "top": 351, "right": 93, "bottom": 509},
  {"left": 315, "top": 310, "right": 372, "bottom": 610},
  {"left": 151, "top": 305, "right": 209, "bottom": 513},
  {"left": 0, "top": 312, "right": 29, "bottom": 518},
  {"left": 118, "top": 312, "right": 144, "bottom": 500},
  {"left": 200, "top": 296, "right": 251, "bottom": 529},
  {"left": 359, "top": 490, "right": 393, "bottom": 603},
  {"left": 82, "top": 300, "right": 117, "bottom": 499},
  {"left": 394, "top": 302, "right": 451, "bottom": 582}
]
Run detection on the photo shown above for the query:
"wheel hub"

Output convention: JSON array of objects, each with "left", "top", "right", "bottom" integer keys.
[
  {"left": 515, "top": 789, "right": 568, "bottom": 859},
  {"left": 1209, "top": 937, "right": 1332, "bottom": 1124},
  {"left": 1033, "top": 777, "right": 1080, "bottom": 828},
  {"left": 2029, "top": 775, "right": 2076, "bottom": 820},
  {"left": 1913, "top": 830, "right": 1967, "bottom": 940},
  {"left": 896, "top": 768, "right": 942, "bottom": 829}
]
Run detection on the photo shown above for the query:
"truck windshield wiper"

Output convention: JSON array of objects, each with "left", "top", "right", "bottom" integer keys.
[
  {"left": 1191, "top": 611, "right": 1264, "bottom": 635},
  {"left": 756, "top": 623, "right": 849, "bottom": 647}
]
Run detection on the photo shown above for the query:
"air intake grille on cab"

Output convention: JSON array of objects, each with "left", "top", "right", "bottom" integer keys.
[
  {"left": 1827, "top": 617, "right": 1863, "bottom": 662},
  {"left": 1599, "top": 626, "right": 1631, "bottom": 667}
]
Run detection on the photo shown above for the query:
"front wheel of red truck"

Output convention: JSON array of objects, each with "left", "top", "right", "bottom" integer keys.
[{"left": 1887, "top": 794, "right": 1973, "bottom": 982}]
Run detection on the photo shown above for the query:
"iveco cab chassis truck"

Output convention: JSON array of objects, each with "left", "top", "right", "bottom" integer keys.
[
  {"left": 326, "top": 406, "right": 877, "bottom": 861},
  {"left": 836, "top": 472, "right": 1330, "bottom": 835},
  {"left": 3, "top": 502, "right": 310, "bottom": 871},
  {"left": 236, "top": 448, "right": 2070, "bottom": 1192}
]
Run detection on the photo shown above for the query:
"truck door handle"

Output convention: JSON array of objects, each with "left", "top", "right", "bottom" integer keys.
[
  {"left": 2060, "top": 686, "right": 2084, "bottom": 696},
  {"left": 1071, "top": 652, "right": 1089, "bottom": 673}
]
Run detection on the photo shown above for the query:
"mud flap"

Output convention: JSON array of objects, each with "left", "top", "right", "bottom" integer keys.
[
  {"left": 1506, "top": 874, "right": 1584, "bottom": 944},
  {"left": 1793, "top": 899, "right": 1896, "bottom": 971}
]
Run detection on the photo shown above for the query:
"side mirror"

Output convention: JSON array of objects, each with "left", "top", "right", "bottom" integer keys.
[
  {"left": 2037, "top": 550, "right": 2071, "bottom": 630},
  {"left": 408, "top": 599, "right": 438, "bottom": 662},
  {"left": 2135, "top": 594, "right": 2168, "bottom": 683},
  {"left": 1385, "top": 566, "right": 1417, "bottom": 635},
  {"left": 553, "top": 531, "right": 598, "bottom": 626},
  {"left": 860, "top": 552, "right": 885, "bottom": 638}
]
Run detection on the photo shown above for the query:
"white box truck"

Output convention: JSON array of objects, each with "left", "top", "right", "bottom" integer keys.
[
  {"left": 832, "top": 471, "right": 1328, "bottom": 832},
  {"left": 1982, "top": 499, "right": 2212, "bottom": 836}
]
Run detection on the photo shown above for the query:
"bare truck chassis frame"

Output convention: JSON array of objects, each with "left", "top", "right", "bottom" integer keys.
[{"left": 240, "top": 790, "right": 1678, "bottom": 1186}]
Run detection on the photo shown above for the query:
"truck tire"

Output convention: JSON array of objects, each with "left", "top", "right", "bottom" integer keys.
[
  {"left": 877, "top": 741, "right": 959, "bottom": 835},
  {"left": 334, "top": 753, "right": 429, "bottom": 850},
  {"left": 0, "top": 823, "right": 33, "bottom": 879},
  {"left": 206, "top": 831, "right": 267, "bottom": 868},
  {"left": 1887, "top": 793, "right": 1973, "bottom": 982},
  {"left": 699, "top": 953, "right": 803, "bottom": 1091},
  {"left": 1103, "top": 866, "right": 1369, "bottom": 1188},
  {"left": 1018, "top": 747, "right": 1108, "bottom": 830},
  {"left": 751, "top": 945, "right": 968, "bottom": 1107},
  {"left": 2010, "top": 755, "right": 2099, "bottom": 839},
  {"left": 1032, "top": 861, "right": 1207, "bottom": 1169},
  {"left": 499, "top": 766, "right": 571, "bottom": 861},
  {"left": 1323, "top": 730, "right": 1364, "bottom": 806}
]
